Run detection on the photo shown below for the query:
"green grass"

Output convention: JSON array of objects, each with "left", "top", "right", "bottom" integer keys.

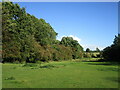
[
  {"left": 2, "top": 60, "right": 119, "bottom": 88},
  {"left": 0, "top": 63, "right": 2, "bottom": 89}
]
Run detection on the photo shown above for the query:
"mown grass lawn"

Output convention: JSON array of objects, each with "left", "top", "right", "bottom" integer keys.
[{"left": 2, "top": 60, "right": 119, "bottom": 88}]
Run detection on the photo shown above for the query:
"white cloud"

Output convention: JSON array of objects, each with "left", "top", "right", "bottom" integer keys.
[
  {"left": 57, "top": 35, "right": 81, "bottom": 43},
  {"left": 69, "top": 35, "right": 81, "bottom": 43},
  {"left": 82, "top": 44, "right": 105, "bottom": 51},
  {"left": 56, "top": 35, "right": 65, "bottom": 41},
  {"left": 57, "top": 35, "right": 105, "bottom": 51}
]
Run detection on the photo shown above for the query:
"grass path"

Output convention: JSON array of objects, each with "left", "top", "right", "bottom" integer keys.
[{"left": 2, "top": 61, "right": 119, "bottom": 88}]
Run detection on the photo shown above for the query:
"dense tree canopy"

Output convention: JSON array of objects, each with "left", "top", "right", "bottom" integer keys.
[
  {"left": 96, "top": 48, "right": 100, "bottom": 52},
  {"left": 2, "top": 2, "right": 119, "bottom": 63},
  {"left": 102, "top": 34, "right": 120, "bottom": 62},
  {"left": 2, "top": 2, "right": 84, "bottom": 63},
  {"left": 60, "top": 37, "right": 83, "bottom": 59},
  {"left": 86, "top": 48, "right": 90, "bottom": 52}
]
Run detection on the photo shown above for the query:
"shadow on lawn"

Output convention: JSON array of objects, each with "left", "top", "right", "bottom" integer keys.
[
  {"left": 87, "top": 62, "right": 119, "bottom": 66},
  {"left": 40, "top": 64, "right": 56, "bottom": 69},
  {"left": 22, "top": 63, "right": 66, "bottom": 69},
  {"left": 40, "top": 64, "right": 66, "bottom": 69},
  {"left": 105, "top": 77, "right": 120, "bottom": 83},
  {"left": 83, "top": 59, "right": 119, "bottom": 66}
]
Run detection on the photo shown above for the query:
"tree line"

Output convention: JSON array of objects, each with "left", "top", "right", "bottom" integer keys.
[
  {"left": 1, "top": 2, "right": 119, "bottom": 63},
  {"left": 2, "top": 2, "right": 84, "bottom": 63}
]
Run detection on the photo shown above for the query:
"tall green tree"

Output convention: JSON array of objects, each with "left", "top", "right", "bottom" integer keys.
[
  {"left": 60, "top": 37, "right": 83, "bottom": 59},
  {"left": 86, "top": 48, "right": 90, "bottom": 52},
  {"left": 2, "top": 2, "right": 84, "bottom": 63},
  {"left": 2, "top": 2, "right": 22, "bottom": 62},
  {"left": 96, "top": 48, "right": 100, "bottom": 52},
  {"left": 102, "top": 34, "right": 120, "bottom": 62},
  {"left": 34, "top": 18, "right": 57, "bottom": 46}
]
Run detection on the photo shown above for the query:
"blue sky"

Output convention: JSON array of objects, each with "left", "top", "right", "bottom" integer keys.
[{"left": 14, "top": 2, "right": 118, "bottom": 50}]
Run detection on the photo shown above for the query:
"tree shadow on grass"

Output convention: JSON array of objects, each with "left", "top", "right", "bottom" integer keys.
[
  {"left": 40, "top": 64, "right": 55, "bottom": 69},
  {"left": 97, "top": 67, "right": 120, "bottom": 72},
  {"left": 105, "top": 77, "right": 120, "bottom": 83},
  {"left": 4, "top": 76, "right": 15, "bottom": 80},
  {"left": 89, "top": 62, "right": 119, "bottom": 66},
  {"left": 40, "top": 64, "right": 66, "bottom": 69},
  {"left": 83, "top": 59, "right": 120, "bottom": 66}
]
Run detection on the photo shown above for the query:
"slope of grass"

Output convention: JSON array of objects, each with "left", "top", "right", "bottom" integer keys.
[{"left": 2, "top": 60, "right": 119, "bottom": 88}]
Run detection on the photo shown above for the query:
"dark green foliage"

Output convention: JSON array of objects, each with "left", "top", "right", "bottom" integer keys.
[
  {"left": 60, "top": 37, "right": 83, "bottom": 50},
  {"left": 102, "top": 34, "right": 120, "bottom": 62},
  {"left": 22, "top": 63, "right": 38, "bottom": 67},
  {"left": 2, "top": 2, "right": 84, "bottom": 63},
  {"left": 34, "top": 18, "right": 57, "bottom": 46},
  {"left": 2, "top": 2, "right": 42, "bottom": 63},
  {"left": 4, "top": 76, "right": 15, "bottom": 80},
  {"left": 86, "top": 48, "right": 90, "bottom": 52},
  {"left": 60, "top": 37, "right": 83, "bottom": 59},
  {"left": 96, "top": 48, "right": 100, "bottom": 52}
]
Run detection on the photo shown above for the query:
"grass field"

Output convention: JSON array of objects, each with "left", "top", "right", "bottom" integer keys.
[{"left": 2, "top": 60, "right": 119, "bottom": 88}]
